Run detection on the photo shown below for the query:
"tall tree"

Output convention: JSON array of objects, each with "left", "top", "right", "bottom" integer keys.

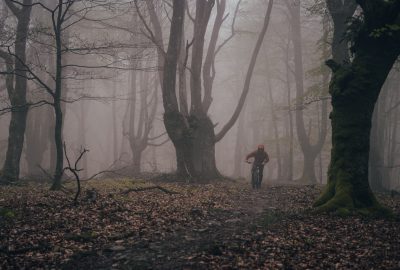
[
  {"left": 153, "top": 0, "right": 274, "bottom": 180},
  {"left": 0, "top": 0, "right": 32, "bottom": 183},
  {"left": 123, "top": 64, "right": 158, "bottom": 174},
  {"left": 314, "top": 0, "right": 400, "bottom": 214},
  {"left": 285, "top": 0, "right": 328, "bottom": 183}
]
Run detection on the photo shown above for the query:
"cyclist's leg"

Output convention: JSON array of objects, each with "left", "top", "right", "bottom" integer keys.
[
  {"left": 259, "top": 165, "right": 264, "bottom": 188},
  {"left": 251, "top": 166, "right": 256, "bottom": 189}
]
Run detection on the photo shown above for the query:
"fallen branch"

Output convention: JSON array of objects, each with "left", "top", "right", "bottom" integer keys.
[{"left": 121, "top": 185, "right": 179, "bottom": 195}]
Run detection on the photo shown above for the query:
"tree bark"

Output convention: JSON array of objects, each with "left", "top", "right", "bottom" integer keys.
[
  {"left": 285, "top": 0, "right": 329, "bottom": 183},
  {"left": 0, "top": 0, "right": 32, "bottom": 183},
  {"left": 314, "top": 21, "right": 400, "bottom": 213},
  {"left": 50, "top": 0, "right": 66, "bottom": 190},
  {"left": 313, "top": 0, "right": 400, "bottom": 214},
  {"left": 161, "top": 0, "right": 273, "bottom": 180},
  {"left": 267, "top": 81, "right": 282, "bottom": 181}
]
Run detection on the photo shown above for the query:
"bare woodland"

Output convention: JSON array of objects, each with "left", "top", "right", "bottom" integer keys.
[{"left": 0, "top": 0, "right": 399, "bottom": 268}]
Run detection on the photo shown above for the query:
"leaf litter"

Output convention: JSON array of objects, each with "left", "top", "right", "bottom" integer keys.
[{"left": 0, "top": 180, "right": 399, "bottom": 269}]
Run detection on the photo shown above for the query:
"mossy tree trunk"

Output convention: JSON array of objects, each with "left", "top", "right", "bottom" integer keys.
[{"left": 314, "top": 0, "right": 400, "bottom": 213}]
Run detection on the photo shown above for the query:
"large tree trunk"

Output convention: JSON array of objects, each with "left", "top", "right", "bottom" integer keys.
[
  {"left": 162, "top": 0, "right": 273, "bottom": 180},
  {"left": 1, "top": 0, "right": 32, "bottom": 183},
  {"left": 188, "top": 115, "right": 219, "bottom": 179},
  {"left": 2, "top": 108, "right": 28, "bottom": 182},
  {"left": 314, "top": 47, "right": 399, "bottom": 214},
  {"left": 313, "top": 0, "right": 400, "bottom": 214},
  {"left": 165, "top": 112, "right": 220, "bottom": 180}
]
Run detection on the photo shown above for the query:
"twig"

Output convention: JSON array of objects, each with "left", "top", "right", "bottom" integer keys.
[
  {"left": 62, "top": 142, "right": 89, "bottom": 204},
  {"left": 82, "top": 166, "right": 130, "bottom": 181}
]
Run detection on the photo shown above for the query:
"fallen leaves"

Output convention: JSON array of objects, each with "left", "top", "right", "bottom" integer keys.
[{"left": 0, "top": 180, "right": 399, "bottom": 269}]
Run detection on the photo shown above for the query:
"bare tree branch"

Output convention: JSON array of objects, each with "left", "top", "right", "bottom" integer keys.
[{"left": 215, "top": 0, "right": 274, "bottom": 142}]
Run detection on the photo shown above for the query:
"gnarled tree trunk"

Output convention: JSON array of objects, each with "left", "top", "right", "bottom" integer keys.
[
  {"left": 314, "top": 0, "right": 400, "bottom": 213},
  {"left": 159, "top": 0, "right": 273, "bottom": 180}
]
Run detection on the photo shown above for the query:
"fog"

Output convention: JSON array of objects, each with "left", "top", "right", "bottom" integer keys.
[{"left": 0, "top": 0, "right": 399, "bottom": 191}]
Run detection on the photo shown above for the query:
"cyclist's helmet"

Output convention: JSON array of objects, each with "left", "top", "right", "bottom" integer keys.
[{"left": 257, "top": 144, "right": 265, "bottom": 150}]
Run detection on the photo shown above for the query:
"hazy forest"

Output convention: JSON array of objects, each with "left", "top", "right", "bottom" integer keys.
[{"left": 0, "top": 0, "right": 399, "bottom": 269}]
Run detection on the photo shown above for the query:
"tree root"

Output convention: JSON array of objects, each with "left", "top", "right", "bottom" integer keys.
[{"left": 313, "top": 180, "right": 392, "bottom": 217}]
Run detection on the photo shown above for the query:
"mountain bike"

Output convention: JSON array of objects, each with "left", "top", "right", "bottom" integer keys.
[{"left": 246, "top": 161, "right": 262, "bottom": 189}]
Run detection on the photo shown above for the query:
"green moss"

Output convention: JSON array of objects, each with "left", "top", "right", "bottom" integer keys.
[
  {"left": 313, "top": 181, "right": 335, "bottom": 207},
  {"left": 0, "top": 207, "right": 15, "bottom": 219},
  {"left": 335, "top": 207, "right": 351, "bottom": 217},
  {"left": 356, "top": 205, "right": 393, "bottom": 219},
  {"left": 314, "top": 171, "right": 356, "bottom": 213}
]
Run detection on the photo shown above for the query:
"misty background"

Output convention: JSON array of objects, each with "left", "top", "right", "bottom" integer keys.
[{"left": 0, "top": 0, "right": 399, "bottom": 190}]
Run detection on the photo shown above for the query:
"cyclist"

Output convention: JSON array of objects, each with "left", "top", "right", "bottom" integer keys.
[{"left": 245, "top": 144, "right": 269, "bottom": 188}]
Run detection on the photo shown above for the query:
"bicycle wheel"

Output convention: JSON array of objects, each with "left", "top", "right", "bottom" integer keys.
[{"left": 251, "top": 169, "right": 256, "bottom": 189}]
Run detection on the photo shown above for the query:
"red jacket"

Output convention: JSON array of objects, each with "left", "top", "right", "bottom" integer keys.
[{"left": 246, "top": 150, "right": 269, "bottom": 165}]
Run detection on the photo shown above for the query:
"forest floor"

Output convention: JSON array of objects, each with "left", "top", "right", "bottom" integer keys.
[{"left": 0, "top": 179, "right": 400, "bottom": 269}]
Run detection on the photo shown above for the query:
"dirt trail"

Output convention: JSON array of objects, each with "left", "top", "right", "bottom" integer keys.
[
  {"left": 62, "top": 184, "right": 400, "bottom": 270},
  {"left": 64, "top": 185, "right": 281, "bottom": 269}
]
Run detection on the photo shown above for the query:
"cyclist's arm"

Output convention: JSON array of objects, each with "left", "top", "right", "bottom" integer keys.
[
  {"left": 263, "top": 153, "right": 270, "bottom": 164},
  {"left": 245, "top": 151, "right": 256, "bottom": 162}
]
